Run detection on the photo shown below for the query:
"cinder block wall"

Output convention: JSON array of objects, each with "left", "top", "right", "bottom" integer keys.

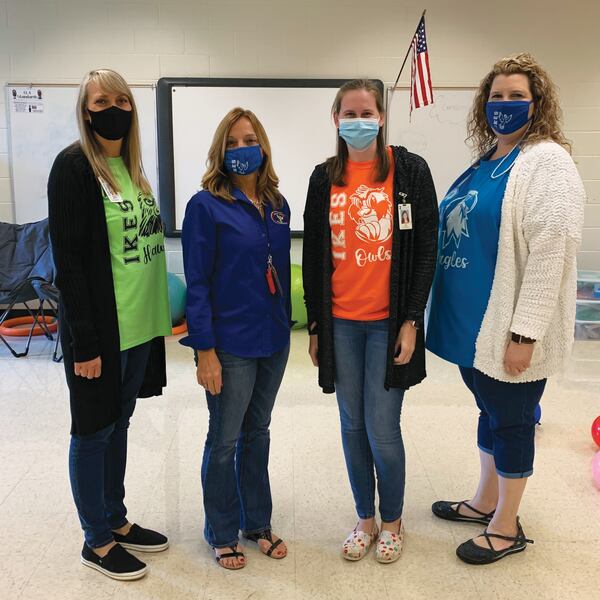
[{"left": 0, "top": 0, "right": 598, "bottom": 276}]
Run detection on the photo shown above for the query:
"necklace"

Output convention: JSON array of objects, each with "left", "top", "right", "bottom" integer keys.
[
  {"left": 245, "top": 192, "right": 263, "bottom": 210},
  {"left": 490, "top": 123, "right": 532, "bottom": 179},
  {"left": 249, "top": 197, "right": 263, "bottom": 212}
]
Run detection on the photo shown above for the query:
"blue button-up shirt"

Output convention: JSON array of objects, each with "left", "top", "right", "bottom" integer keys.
[{"left": 180, "top": 188, "right": 291, "bottom": 358}]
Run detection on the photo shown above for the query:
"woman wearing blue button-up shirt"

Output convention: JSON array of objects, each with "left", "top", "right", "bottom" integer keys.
[{"left": 181, "top": 108, "right": 291, "bottom": 570}]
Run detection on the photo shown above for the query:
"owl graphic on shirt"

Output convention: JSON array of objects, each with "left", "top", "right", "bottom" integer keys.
[{"left": 348, "top": 184, "right": 393, "bottom": 243}]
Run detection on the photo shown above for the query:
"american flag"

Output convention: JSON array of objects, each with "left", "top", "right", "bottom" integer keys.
[{"left": 410, "top": 16, "right": 433, "bottom": 116}]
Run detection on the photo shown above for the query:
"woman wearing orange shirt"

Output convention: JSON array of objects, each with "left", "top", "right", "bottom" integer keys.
[{"left": 302, "top": 79, "right": 438, "bottom": 564}]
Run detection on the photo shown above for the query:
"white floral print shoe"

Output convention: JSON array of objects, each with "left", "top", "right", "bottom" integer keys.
[
  {"left": 375, "top": 521, "right": 405, "bottom": 564},
  {"left": 341, "top": 523, "right": 379, "bottom": 561}
]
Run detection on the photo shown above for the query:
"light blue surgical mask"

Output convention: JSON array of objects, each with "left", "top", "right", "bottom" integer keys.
[
  {"left": 485, "top": 101, "right": 533, "bottom": 135},
  {"left": 338, "top": 118, "right": 380, "bottom": 150},
  {"left": 223, "top": 144, "right": 263, "bottom": 175}
]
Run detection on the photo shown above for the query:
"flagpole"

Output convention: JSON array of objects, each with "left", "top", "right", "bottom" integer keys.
[{"left": 392, "top": 9, "right": 427, "bottom": 91}]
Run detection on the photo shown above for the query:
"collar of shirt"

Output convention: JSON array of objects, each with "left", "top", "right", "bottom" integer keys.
[{"left": 232, "top": 187, "right": 271, "bottom": 216}]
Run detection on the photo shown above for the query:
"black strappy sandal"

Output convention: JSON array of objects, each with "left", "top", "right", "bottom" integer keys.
[
  {"left": 456, "top": 518, "right": 534, "bottom": 565},
  {"left": 243, "top": 529, "right": 286, "bottom": 559},
  {"left": 214, "top": 546, "right": 246, "bottom": 570},
  {"left": 432, "top": 500, "right": 495, "bottom": 525}
]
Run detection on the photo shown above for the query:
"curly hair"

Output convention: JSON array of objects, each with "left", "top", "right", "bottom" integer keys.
[{"left": 467, "top": 53, "right": 571, "bottom": 157}]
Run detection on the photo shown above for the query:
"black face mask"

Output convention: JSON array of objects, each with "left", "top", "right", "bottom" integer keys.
[{"left": 88, "top": 105, "right": 132, "bottom": 141}]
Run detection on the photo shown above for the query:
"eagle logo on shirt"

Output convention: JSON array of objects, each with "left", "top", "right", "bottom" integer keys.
[
  {"left": 138, "top": 194, "right": 164, "bottom": 237},
  {"left": 348, "top": 185, "right": 393, "bottom": 243},
  {"left": 441, "top": 190, "right": 478, "bottom": 249}
]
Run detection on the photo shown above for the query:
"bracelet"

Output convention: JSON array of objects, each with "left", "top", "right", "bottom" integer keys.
[{"left": 511, "top": 332, "right": 536, "bottom": 344}]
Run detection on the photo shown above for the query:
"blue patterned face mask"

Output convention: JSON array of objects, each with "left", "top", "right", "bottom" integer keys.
[
  {"left": 338, "top": 118, "right": 380, "bottom": 150},
  {"left": 224, "top": 145, "right": 263, "bottom": 175},
  {"left": 485, "top": 101, "right": 532, "bottom": 134}
]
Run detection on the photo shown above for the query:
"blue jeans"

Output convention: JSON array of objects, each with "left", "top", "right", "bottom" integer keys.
[
  {"left": 333, "top": 318, "right": 406, "bottom": 522},
  {"left": 202, "top": 344, "right": 290, "bottom": 548},
  {"left": 459, "top": 367, "right": 547, "bottom": 478},
  {"left": 69, "top": 342, "right": 151, "bottom": 548}
]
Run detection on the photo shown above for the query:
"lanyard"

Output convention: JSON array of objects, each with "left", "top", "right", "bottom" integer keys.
[
  {"left": 242, "top": 194, "right": 283, "bottom": 297},
  {"left": 263, "top": 210, "right": 283, "bottom": 296}
]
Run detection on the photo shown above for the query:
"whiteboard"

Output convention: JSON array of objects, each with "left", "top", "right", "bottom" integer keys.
[
  {"left": 6, "top": 84, "right": 157, "bottom": 224},
  {"left": 386, "top": 88, "right": 477, "bottom": 200},
  {"left": 167, "top": 84, "right": 345, "bottom": 233}
]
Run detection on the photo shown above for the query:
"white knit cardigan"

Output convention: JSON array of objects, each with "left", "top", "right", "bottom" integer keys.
[{"left": 474, "top": 140, "right": 585, "bottom": 382}]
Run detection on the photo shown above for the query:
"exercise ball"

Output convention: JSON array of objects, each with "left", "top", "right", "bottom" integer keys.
[
  {"left": 592, "top": 416, "right": 600, "bottom": 448},
  {"left": 290, "top": 264, "right": 307, "bottom": 330},
  {"left": 534, "top": 405, "right": 542, "bottom": 425},
  {"left": 593, "top": 451, "right": 600, "bottom": 490},
  {"left": 167, "top": 272, "right": 186, "bottom": 326}
]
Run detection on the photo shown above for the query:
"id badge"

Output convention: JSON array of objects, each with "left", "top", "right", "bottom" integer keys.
[
  {"left": 98, "top": 176, "right": 123, "bottom": 203},
  {"left": 398, "top": 203, "right": 413, "bottom": 230}
]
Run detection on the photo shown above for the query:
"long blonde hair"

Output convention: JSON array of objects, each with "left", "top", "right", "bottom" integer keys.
[
  {"left": 202, "top": 107, "right": 283, "bottom": 208},
  {"left": 76, "top": 69, "right": 152, "bottom": 195},
  {"left": 467, "top": 53, "right": 571, "bottom": 157},
  {"left": 326, "top": 79, "right": 390, "bottom": 187}
]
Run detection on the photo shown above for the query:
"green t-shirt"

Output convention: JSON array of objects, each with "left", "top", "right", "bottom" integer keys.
[{"left": 102, "top": 157, "right": 172, "bottom": 351}]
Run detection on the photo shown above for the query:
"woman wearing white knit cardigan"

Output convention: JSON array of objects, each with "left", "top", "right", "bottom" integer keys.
[{"left": 426, "top": 54, "right": 585, "bottom": 565}]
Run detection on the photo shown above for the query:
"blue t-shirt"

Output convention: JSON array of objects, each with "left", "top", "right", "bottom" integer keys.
[{"left": 426, "top": 150, "right": 519, "bottom": 367}]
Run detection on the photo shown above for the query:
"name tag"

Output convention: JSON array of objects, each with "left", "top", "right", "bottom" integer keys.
[
  {"left": 98, "top": 176, "right": 123, "bottom": 203},
  {"left": 398, "top": 203, "right": 413, "bottom": 230}
]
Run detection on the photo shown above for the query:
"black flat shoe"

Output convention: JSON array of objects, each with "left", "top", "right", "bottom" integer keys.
[
  {"left": 456, "top": 518, "right": 534, "bottom": 565},
  {"left": 432, "top": 500, "right": 495, "bottom": 525},
  {"left": 81, "top": 543, "right": 148, "bottom": 581},
  {"left": 112, "top": 523, "right": 169, "bottom": 553}
]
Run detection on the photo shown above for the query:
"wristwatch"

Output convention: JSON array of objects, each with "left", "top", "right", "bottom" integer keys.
[
  {"left": 407, "top": 320, "right": 420, "bottom": 330},
  {"left": 511, "top": 332, "right": 536, "bottom": 344}
]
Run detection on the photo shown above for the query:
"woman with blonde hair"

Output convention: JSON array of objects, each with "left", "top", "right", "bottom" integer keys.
[
  {"left": 427, "top": 53, "right": 585, "bottom": 564},
  {"left": 48, "top": 69, "right": 171, "bottom": 580},
  {"left": 181, "top": 107, "right": 292, "bottom": 569}
]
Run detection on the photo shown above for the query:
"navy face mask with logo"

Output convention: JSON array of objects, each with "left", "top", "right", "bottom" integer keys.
[
  {"left": 485, "top": 100, "right": 532, "bottom": 135},
  {"left": 224, "top": 145, "right": 263, "bottom": 175}
]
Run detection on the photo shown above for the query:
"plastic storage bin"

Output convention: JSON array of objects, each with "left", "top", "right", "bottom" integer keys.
[
  {"left": 577, "top": 270, "right": 600, "bottom": 300},
  {"left": 575, "top": 297, "right": 600, "bottom": 341}
]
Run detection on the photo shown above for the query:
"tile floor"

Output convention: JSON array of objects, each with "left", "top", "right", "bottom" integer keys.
[{"left": 1, "top": 331, "right": 600, "bottom": 600}]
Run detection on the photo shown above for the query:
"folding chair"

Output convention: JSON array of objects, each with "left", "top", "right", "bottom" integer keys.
[{"left": 0, "top": 219, "right": 59, "bottom": 359}]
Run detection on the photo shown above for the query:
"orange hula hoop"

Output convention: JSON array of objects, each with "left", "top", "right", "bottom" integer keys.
[
  {"left": 0, "top": 316, "right": 58, "bottom": 337},
  {"left": 171, "top": 320, "right": 187, "bottom": 336}
]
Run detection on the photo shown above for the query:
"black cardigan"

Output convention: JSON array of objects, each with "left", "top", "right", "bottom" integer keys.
[
  {"left": 302, "top": 145, "right": 439, "bottom": 393},
  {"left": 48, "top": 143, "right": 166, "bottom": 435}
]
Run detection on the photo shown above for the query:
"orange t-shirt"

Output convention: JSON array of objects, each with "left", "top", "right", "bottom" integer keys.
[{"left": 330, "top": 148, "right": 394, "bottom": 321}]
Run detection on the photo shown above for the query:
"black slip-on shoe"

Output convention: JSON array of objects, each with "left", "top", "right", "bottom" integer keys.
[
  {"left": 81, "top": 543, "right": 148, "bottom": 581},
  {"left": 112, "top": 523, "right": 169, "bottom": 553},
  {"left": 432, "top": 500, "right": 495, "bottom": 525},
  {"left": 456, "top": 518, "right": 534, "bottom": 565}
]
